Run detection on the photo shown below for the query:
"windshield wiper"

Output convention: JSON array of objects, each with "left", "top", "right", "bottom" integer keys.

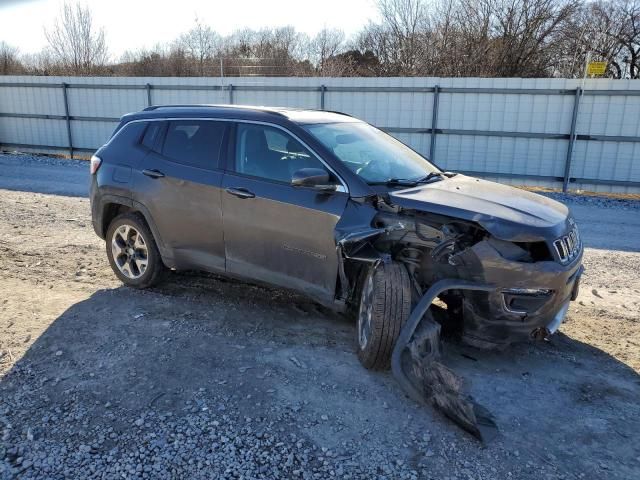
[
  {"left": 414, "top": 171, "right": 448, "bottom": 183},
  {"left": 367, "top": 178, "right": 420, "bottom": 187},
  {"left": 367, "top": 171, "right": 455, "bottom": 187}
]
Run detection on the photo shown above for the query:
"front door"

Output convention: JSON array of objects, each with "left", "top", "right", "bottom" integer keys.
[
  {"left": 221, "top": 122, "right": 348, "bottom": 302},
  {"left": 134, "top": 119, "right": 229, "bottom": 271}
]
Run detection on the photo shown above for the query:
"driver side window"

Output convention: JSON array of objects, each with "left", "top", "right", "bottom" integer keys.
[{"left": 235, "top": 123, "right": 327, "bottom": 183}]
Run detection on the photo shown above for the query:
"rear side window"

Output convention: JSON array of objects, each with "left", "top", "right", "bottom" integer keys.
[
  {"left": 161, "top": 120, "right": 227, "bottom": 170},
  {"left": 110, "top": 121, "right": 147, "bottom": 145},
  {"left": 141, "top": 122, "right": 162, "bottom": 151}
]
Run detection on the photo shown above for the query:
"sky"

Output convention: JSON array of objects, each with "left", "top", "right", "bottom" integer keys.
[{"left": 0, "top": 0, "right": 379, "bottom": 57}]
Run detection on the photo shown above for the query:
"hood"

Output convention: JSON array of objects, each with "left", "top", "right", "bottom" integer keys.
[{"left": 387, "top": 175, "right": 571, "bottom": 242}]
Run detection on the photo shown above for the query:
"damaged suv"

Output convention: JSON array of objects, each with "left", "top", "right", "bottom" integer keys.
[{"left": 90, "top": 105, "right": 583, "bottom": 374}]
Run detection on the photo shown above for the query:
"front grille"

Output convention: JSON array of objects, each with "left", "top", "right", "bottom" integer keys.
[{"left": 553, "top": 226, "right": 581, "bottom": 264}]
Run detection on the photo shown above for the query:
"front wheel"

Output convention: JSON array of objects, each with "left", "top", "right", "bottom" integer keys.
[
  {"left": 105, "top": 212, "right": 166, "bottom": 289},
  {"left": 356, "top": 262, "right": 412, "bottom": 370}
]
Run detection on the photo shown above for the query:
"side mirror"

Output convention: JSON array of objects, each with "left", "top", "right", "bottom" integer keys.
[{"left": 291, "top": 168, "right": 336, "bottom": 191}]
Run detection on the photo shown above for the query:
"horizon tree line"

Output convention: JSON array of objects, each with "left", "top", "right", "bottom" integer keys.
[{"left": 1, "top": 0, "right": 638, "bottom": 79}]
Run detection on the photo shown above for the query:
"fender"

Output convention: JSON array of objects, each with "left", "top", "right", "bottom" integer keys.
[
  {"left": 92, "top": 193, "right": 133, "bottom": 238},
  {"left": 95, "top": 194, "right": 176, "bottom": 268}
]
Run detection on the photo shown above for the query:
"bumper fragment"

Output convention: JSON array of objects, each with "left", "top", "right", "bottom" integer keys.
[{"left": 391, "top": 279, "right": 499, "bottom": 442}]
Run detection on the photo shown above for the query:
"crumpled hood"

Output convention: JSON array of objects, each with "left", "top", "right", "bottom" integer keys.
[{"left": 387, "top": 175, "right": 571, "bottom": 242}]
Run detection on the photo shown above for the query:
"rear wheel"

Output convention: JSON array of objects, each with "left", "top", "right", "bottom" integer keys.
[
  {"left": 106, "top": 212, "right": 165, "bottom": 289},
  {"left": 356, "top": 262, "right": 412, "bottom": 370}
]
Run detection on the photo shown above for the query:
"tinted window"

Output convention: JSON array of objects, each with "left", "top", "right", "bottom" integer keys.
[
  {"left": 110, "top": 121, "right": 147, "bottom": 146},
  {"left": 235, "top": 123, "right": 326, "bottom": 183},
  {"left": 161, "top": 120, "right": 226, "bottom": 170},
  {"left": 141, "top": 122, "right": 162, "bottom": 151}
]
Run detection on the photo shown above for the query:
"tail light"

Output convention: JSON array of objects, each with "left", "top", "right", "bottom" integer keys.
[{"left": 90, "top": 155, "right": 102, "bottom": 174}]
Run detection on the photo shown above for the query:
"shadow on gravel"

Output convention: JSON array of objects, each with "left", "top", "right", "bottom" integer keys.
[
  {"left": 2, "top": 279, "right": 640, "bottom": 478},
  {"left": 0, "top": 277, "right": 356, "bottom": 423}
]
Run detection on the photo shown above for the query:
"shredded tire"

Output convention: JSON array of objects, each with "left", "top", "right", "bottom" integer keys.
[{"left": 357, "top": 262, "right": 412, "bottom": 370}]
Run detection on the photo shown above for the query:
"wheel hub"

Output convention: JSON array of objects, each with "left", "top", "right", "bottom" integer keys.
[{"left": 111, "top": 224, "right": 149, "bottom": 279}]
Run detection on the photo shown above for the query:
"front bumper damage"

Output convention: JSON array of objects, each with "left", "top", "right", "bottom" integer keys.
[
  {"left": 335, "top": 194, "right": 584, "bottom": 441},
  {"left": 391, "top": 279, "right": 500, "bottom": 441},
  {"left": 451, "top": 239, "right": 584, "bottom": 349},
  {"left": 390, "top": 249, "right": 583, "bottom": 442}
]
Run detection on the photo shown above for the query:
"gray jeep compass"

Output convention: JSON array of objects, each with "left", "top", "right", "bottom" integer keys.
[{"left": 90, "top": 105, "right": 583, "bottom": 374}]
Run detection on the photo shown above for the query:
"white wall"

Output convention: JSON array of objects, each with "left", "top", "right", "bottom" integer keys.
[{"left": 1, "top": 76, "right": 639, "bottom": 193}]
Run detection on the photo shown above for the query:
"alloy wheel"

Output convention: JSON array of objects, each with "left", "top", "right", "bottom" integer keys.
[{"left": 111, "top": 224, "right": 149, "bottom": 279}]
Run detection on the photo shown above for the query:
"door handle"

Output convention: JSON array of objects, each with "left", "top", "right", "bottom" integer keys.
[
  {"left": 142, "top": 169, "right": 165, "bottom": 179},
  {"left": 225, "top": 187, "right": 255, "bottom": 199}
]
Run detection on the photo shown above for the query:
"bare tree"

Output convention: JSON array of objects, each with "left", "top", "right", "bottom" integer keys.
[
  {"left": 20, "top": 51, "right": 57, "bottom": 75},
  {"left": 489, "top": 0, "right": 580, "bottom": 77},
  {"left": 224, "top": 26, "right": 307, "bottom": 76},
  {"left": 616, "top": 0, "right": 640, "bottom": 78},
  {"left": 0, "top": 41, "right": 24, "bottom": 75},
  {"left": 585, "top": 0, "right": 640, "bottom": 78},
  {"left": 44, "top": 1, "right": 108, "bottom": 75},
  {"left": 356, "top": 23, "right": 398, "bottom": 75},
  {"left": 376, "top": 0, "right": 429, "bottom": 73},
  {"left": 310, "top": 28, "right": 346, "bottom": 73},
  {"left": 554, "top": 0, "right": 639, "bottom": 78},
  {"left": 178, "top": 17, "right": 222, "bottom": 76},
  {"left": 26, "top": 0, "right": 637, "bottom": 79}
]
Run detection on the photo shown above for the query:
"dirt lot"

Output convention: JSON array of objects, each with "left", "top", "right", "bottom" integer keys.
[{"left": 1, "top": 155, "right": 639, "bottom": 479}]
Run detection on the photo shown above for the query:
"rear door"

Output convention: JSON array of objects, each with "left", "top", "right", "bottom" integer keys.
[
  {"left": 133, "top": 119, "right": 229, "bottom": 271},
  {"left": 221, "top": 122, "right": 348, "bottom": 302}
]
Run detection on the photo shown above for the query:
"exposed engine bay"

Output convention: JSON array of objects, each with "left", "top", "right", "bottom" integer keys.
[{"left": 335, "top": 176, "right": 584, "bottom": 441}]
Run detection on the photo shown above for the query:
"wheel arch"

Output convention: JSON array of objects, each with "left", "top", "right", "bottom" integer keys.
[
  {"left": 97, "top": 195, "right": 174, "bottom": 268},
  {"left": 101, "top": 201, "right": 133, "bottom": 238}
]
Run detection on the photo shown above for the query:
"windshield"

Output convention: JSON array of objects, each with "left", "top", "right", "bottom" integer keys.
[{"left": 303, "top": 121, "right": 439, "bottom": 184}]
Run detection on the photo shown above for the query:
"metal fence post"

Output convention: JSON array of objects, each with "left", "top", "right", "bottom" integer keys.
[
  {"left": 563, "top": 87, "right": 582, "bottom": 192},
  {"left": 146, "top": 83, "right": 152, "bottom": 106},
  {"left": 429, "top": 85, "right": 440, "bottom": 163},
  {"left": 320, "top": 85, "right": 326, "bottom": 110},
  {"left": 228, "top": 84, "right": 234, "bottom": 104},
  {"left": 61, "top": 82, "right": 73, "bottom": 158}
]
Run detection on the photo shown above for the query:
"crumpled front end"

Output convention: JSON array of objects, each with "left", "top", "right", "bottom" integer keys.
[
  {"left": 381, "top": 219, "right": 584, "bottom": 441},
  {"left": 359, "top": 182, "right": 585, "bottom": 350},
  {"left": 351, "top": 204, "right": 584, "bottom": 350},
  {"left": 452, "top": 238, "right": 583, "bottom": 348},
  {"left": 336, "top": 186, "right": 584, "bottom": 440}
]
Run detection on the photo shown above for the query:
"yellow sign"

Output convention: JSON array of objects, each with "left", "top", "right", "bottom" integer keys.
[{"left": 587, "top": 61, "right": 607, "bottom": 76}]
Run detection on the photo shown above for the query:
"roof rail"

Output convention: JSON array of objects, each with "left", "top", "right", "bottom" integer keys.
[
  {"left": 143, "top": 104, "right": 216, "bottom": 111},
  {"left": 271, "top": 107, "right": 353, "bottom": 118},
  {"left": 142, "top": 104, "right": 287, "bottom": 117},
  {"left": 323, "top": 110, "right": 353, "bottom": 118}
]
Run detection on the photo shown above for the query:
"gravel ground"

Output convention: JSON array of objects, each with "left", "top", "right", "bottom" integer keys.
[
  {"left": 0, "top": 152, "right": 90, "bottom": 169},
  {"left": 0, "top": 155, "right": 639, "bottom": 479},
  {"left": 540, "top": 191, "right": 640, "bottom": 211}
]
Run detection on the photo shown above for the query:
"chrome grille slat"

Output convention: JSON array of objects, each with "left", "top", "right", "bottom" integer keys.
[{"left": 553, "top": 225, "right": 581, "bottom": 264}]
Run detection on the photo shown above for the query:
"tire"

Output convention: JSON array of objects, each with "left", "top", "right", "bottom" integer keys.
[
  {"left": 356, "top": 261, "right": 412, "bottom": 370},
  {"left": 105, "top": 212, "right": 166, "bottom": 289}
]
